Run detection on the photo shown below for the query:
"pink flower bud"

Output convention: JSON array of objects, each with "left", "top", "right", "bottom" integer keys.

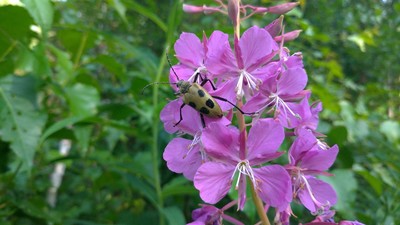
[
  {"left": 265, "top": 15, "right": 284, "bottom": 37},
  {"left": 274, "top": 30, "right": 302, "bottom": 42},
  {"left": 228, "top": 0, "right": 240, "bottom": 27},
  {"left": 261, "top": 2, "right": 299, "bottom": 15},
  {"left": 182, "top": 4, "right": 204, "bottom": 14}
]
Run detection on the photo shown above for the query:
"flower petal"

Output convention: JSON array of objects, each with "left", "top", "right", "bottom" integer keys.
[
  {"left": 289, "top": 128, "right": 317, "bottom": 164},
  {"left": 253, "top": 165, "right": 292, "bottom": 211},
  {"left": 205, "top": 31, "right": 234, "bottom": 76},
  {"left": 163, "top": 138, "right": 202, "bottom": 181},
  {"left": 201, "top": 122, "right": 240, "bottom": 163},
  {"left": 302, "top": 145, "right": 339, "bottom": 171},
  {"left": 194, "top": 162, "right": 234, "bottom": 204},
  {"left": 247, "top": 119, "right": 284, "bottom": 163},
  {"left": 209, "top": 79, "right": 238, "bottom": 112},
  {"left": 174, "top": 32, "right": 204, "bottom": 68},
  {"left": 239, "top": 26, "right": 278, "bottom": 70},
  {"left": 160, "top": 99, "right": 181, "bottom": 134},
  {"left": 298, "top": 176, "right": 337, "bottom": 213},
  {"left": 277, "top": 67, "right": 308, "bottom": 97}
]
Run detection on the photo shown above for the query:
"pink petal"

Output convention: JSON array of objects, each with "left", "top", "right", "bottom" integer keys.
[
  {"left": 298, "top": 176, "right": 337, "bottom": 213},
  {"left": 194, "top": 162, "right": 234, "bottom": 204},
  {"left": 241, "top": 92, "right": 269, "bottom": 113},
  {"left": 253, "top": 165, "right": 292, "bottom": 211},
  {"left": 201, "top": 122, "right": 240, "bottom": 163},
  {"left": 239, "top": 26, "right": 278, "bottom": 70},
  {"left": 289, "top": 128, "right": 317, "bottom": 163},
  {"left": 174, "top": 32, "right": 204, "bottom": 68},
  {"left": 169, "top": 64, "right": 195, "bottom": 84},
  {"left": 247, "top": 119, "right": 284, "bottom": 163},
  {"left": 205, "top": 31, "right": 234, "bottom": 76},
  {"left": 160, "top": 100, "right": 181, "bottom": 134},
  {"left": 264, "top": 16, "right": 284, "bottom": 37},
  {"left": 277, "top": 67, "right": 308, "bottom": 96},
  {"left": 163, "top": 138, "right": 202, "bottom": 181},
  {"left": 209, "top": 79, "right": 238, "bottom": 112},
  {"left": 302, "top": 145, "right": 339, "bottom": 171}
]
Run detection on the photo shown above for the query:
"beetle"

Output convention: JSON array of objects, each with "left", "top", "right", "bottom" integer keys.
[{"left": 143, "top": 55, "right": 255, "bottom": 128}]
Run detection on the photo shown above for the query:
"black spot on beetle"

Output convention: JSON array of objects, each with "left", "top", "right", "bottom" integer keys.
[
  {"left": 188, "top": 102, "right": 196, "bottom": 109},
  {"left": 200, "top": 107, "right": 210, "bottom": 114},
  {"left": 205, "top": 99, "right": 214, "bottom": 108},
  {"left": 197, "top": 89, "right": 205, "bottom": 97}
]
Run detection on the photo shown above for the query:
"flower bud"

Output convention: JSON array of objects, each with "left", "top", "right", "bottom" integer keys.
[
  {"left": 228, "top": 0, "right": 240, "bottom": 27},
  {"left": 274, "top": 30, "right": 302, "bottom": 42},
  {"left": 182, "top": 4, "right": 204, "bottom": 14},
  {"left": 258, "top": 2, "right": 299, "bottom": 15}
]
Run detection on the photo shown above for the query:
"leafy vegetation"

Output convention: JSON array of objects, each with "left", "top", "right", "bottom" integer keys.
[{"left": 0, "top": 0, "right": 398, "bottom": 224}]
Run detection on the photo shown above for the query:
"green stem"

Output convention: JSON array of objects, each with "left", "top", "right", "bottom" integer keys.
[
  {"left": 73, "top": 32, "right": 88, "bottom": 69},
  {"left": 234, "top": 2, "right": 270, "bottom": 223},
  {"left": 151, "top": 48, "right": 167, "bottom": 225},
  {"left": 250, "top": 180, "right": 270, "bottom": 225}
]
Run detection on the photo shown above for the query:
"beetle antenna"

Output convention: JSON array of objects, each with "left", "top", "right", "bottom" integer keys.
[
  {"left": 141, "top": 82, "right": 177, "bottom": 95},
  {"left": 166, "top": 53, "right": 180, "bottom": 81}
]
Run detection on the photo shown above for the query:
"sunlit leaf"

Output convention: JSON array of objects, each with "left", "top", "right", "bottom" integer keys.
[
  {"left": 65, "top": 83, "right": 100, "bottom": 118},
  {"left": 21, "top": 0, "right": 53, "bottom": 34},
  {"left": 0, "top": 75, "right": 46, "bottom": 170}
]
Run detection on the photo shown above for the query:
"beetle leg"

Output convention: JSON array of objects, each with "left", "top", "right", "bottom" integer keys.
[
  {"left": 200, "top": 78, "right": 217, "bottom": 91},
  {"left": 193, "top": 72, "right": 201, "bottom": 83},
  {"left": 200, "top": 113, "right": 206, "bottom": 128},
  {"left": 211, "top": 96, "right": 256, "bottom": 115},
  {"left": 173, "top": 103, "right": 186, "bottom": 127}
]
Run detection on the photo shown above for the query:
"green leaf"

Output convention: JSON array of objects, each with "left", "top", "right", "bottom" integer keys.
[
  {"left": 74, "top": 125, "right": 93, "bottom": 155},
  {"left": 91, "top": 54, "right": 126, "bottom": 82},
  {"left": 162, "top": 177, "right": 197, "bottom": 198},
  {"left": 122, "top": 0, "right": 167, "bottom": 32},
  {"left": 20, "top": 0, "right": 54, "bottom": 34},
  {"left": 0, "top": 75, "right": 47, "bottom": 170},
  {"left": 39, "top": 116, "right": 85, "bottom": 144},
  {"left": 47, "top": 44, "right": 74, "bottom": 85},
  {"left": 57, "top": 30, "right": 97, "bottom": 63},
  {"left": 0, "top": 5, "right": 33, "bottom": 40},
  {"left": 321, "top": 169, "right": 358, "bottom": 219},
  {"left": 65, "top": 83, "right": 100, "bottom": 117},
  {"left": 163, "top": 206, "right": 185, "bottom": 225},
  {"left": 380, "top": 120, "right": 399, "bottom": 143},
  {"left": 354, "top": 165, "right": 383, "bottom": 195},
  {"left": 107, "top": 0, "right": 128, "bottom": 24}
]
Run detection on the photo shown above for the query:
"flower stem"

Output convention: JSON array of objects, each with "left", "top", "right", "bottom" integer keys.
[
  {"left": 152, "top": 48, "right": 167, "bottom": 225},
  {"left": 250, "top": 179, "right": 271, "bottom": 225},
  {"left": 236, "top": 101, "right": 270, "bottom": 225}
]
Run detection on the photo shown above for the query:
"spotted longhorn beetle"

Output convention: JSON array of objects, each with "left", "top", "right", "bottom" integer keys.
[{"left": 143, "top": 55, "right": 255, "bottom": 128}]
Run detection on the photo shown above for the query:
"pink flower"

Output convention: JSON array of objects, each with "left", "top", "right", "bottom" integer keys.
[
  {"left": 194, "top": 119, "right": 291, "bottom": 210},
  {"left": 277, "top": 95, "right": 322, "bottom": 131},
  {"left": 162, "top": 100, "right": 230, "bottom": 180},
  {"left": 215, "top": 26, "right": 279, "bottom": 100},
  {"left": 170, "top": 30, "right": 232, "bottom": 86},
  {"left": 243, "top": 52, "right": 309, "bottom": 127},
  {"left": 286, "top": 129, "right": 339, "bottom": 213}
]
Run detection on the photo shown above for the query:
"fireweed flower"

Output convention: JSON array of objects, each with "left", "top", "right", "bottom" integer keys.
[
  {"left": 187, "top": 202, "right": 244, "bottom": 225},
  {"left": 286, "top": 129, "right": 339, "bottom": 213},
  {"left": 170, "top": 30, "right": 232, "bottom": 85},
  {"left": 162, "top": 100, "right": 230, "bottom": 180},
  {"left": 243, "top": 52, "right": 309, "bottom": 127},
  {"left": 215, "top": 26, "right": 279, "bottom": 100},
  {"left": 301, "top": 210, "right": 365, "bottom": 225},
  {"left": 157, "top": 1, "right": 365, "bottom": 224},
  {"left": 277, "top": 94, "right": 322, "bottom": 131},
  {"left": 194, "top": 119, "right": 292, "bottom": 210},
  {"left": 187, "top": 205, "right": 222, "bottom": 225}
]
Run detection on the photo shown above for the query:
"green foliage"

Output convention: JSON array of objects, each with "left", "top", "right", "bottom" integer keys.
[{"left": 0, "top": 0, "right": 398, "bottom": 224}]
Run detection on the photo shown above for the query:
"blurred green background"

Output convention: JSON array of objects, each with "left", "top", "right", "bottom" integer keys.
[{"left": 0, "top": 0, "right": 399, "bottom": 224}]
